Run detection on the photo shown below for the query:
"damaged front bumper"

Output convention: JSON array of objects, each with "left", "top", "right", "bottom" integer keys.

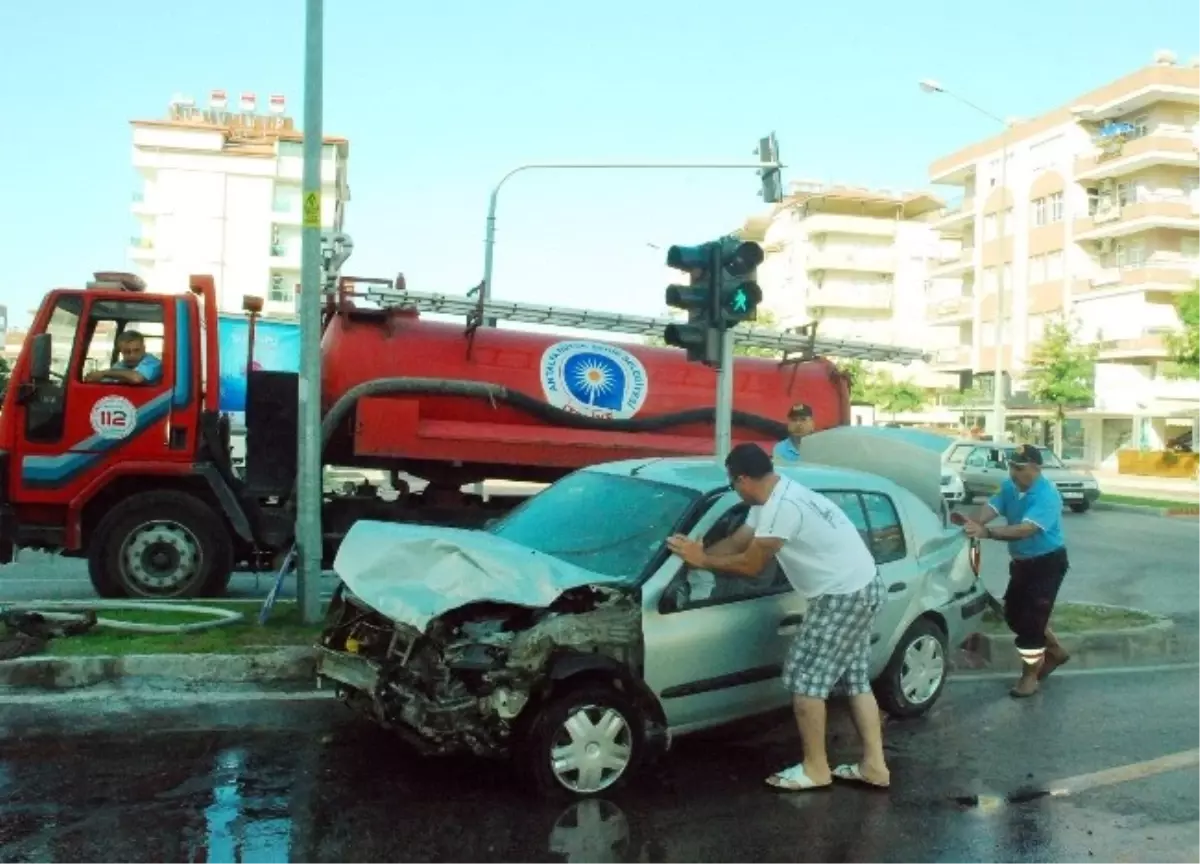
[{"left": 315, "top": 582, "right": 648, "bottom": 760}]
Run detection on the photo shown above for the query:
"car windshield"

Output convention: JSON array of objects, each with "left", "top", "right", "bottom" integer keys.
[
  {"left": 1034, "top": 446, "right": 1066, "bottom": 468},
  {"left": 487, "top": 470, "right": 700, "bottom": 579}
]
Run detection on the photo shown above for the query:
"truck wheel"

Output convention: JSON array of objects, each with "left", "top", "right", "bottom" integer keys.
[
  {"left": 519, "top": 685, "right": 645, "bottom": 800},
  {"left": 1069, "top": 500, "right": 1091, "bottom": 514},
  {"left": 88, "top": 491, "right": 233, "bottom": 599},
  {"left": 873, "top": 618, "right": 949, "bottom": 719}
]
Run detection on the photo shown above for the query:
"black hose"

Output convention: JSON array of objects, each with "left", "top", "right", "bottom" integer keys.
[{"left": 320, "top": 377, "right": 789, "bottom": 449}]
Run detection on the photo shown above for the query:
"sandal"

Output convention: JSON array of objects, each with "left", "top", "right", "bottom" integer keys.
[
  {"left": 765, "top": 763, "right": 832, "bottom": 792},
  {"left": 832, "top": 763, "right": 890, "bottom": 789}
]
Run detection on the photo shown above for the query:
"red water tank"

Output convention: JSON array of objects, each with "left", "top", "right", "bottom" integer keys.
[{"left": 320, "top": 305, "right": 849, "bottom": 486}]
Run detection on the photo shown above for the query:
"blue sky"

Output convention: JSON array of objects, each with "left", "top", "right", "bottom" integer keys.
[{"left": 1, "top": 0, "right": 1196, "bottom": 328}]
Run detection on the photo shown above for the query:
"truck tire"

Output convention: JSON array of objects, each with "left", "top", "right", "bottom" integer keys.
[{"left": 87, "top": 491, "right": 233, "bottom": 599}]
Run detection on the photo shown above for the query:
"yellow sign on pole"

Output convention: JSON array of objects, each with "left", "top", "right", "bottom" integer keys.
[{"left": 302, "top": 191, "right": 322, "bottom": 228}]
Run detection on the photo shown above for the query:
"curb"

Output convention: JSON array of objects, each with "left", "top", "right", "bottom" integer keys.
[
  {"left": 1094, "top": 501, "right": 1199, "bottom": 518},
  {"left": 959, "top": 611, "right": 1182, "bottom": 673},
  {"left": 0, "top": 646, "right": 316, "bottom": 692}
]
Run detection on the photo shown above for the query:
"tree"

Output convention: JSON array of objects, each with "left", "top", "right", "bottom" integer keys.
[
  {"left": 1025, "top": 317, "right": 1098, "bottom": 454},
  {"left": 1165, "top": 283, "right": 1199, "bottom": 380},
  {"left": 0, "top": 356, "right": 9, "bottom": 400},
  {"left": 643, "top": 308, "right": 782, "bottom": 358},
  {"left": 866, "top": 370, "right": 926, "bottom": 418}
]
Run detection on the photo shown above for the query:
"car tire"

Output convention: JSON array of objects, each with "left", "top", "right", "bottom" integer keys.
[
  {"left": 520, "top": 684, "right": 646, "bottom": 800},
  {"left": 87, "top": 491, "right": 233, "bottom": 599},
  {"left": 1069, "top": 500, "right": 1091, "bottom": 514},
  {"left": 874, "top": 618, "right": 949, "bottom": 719}
]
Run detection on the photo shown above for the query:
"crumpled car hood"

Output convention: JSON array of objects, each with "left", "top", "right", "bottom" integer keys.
[{"left": 332, "top": 520, "right": 625, "bottom": 631}]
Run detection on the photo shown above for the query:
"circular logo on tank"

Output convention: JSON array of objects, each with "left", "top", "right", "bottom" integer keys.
[
  {"left": 540, "top": 340, "right": 649, "bottom": 420},
  {"left": 89, "top": 395, "right": 137, "bottom": 440}
]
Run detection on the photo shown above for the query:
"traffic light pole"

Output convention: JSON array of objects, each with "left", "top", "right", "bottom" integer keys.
[
  {"left": 714, "top": 327, "right": 735, "bottom": 463},
  {"left": 480, "top": 160, "right": 782, "bottom": 319}
]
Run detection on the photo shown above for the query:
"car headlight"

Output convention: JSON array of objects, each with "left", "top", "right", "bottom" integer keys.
[{"left": 941, "top": 473, "right": 952, "bottom": 486}]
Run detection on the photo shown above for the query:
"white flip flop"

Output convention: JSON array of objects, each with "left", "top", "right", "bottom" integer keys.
[{"left": 765, "top": 763, "right": 832, "bottom": 791}]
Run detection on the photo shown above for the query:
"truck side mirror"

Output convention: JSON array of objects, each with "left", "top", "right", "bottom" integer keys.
[{"left": 29, "top": 333, "right": 52, "bottom": 382}]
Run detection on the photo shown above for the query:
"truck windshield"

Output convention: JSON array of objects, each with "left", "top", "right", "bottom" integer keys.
[{"left": 488, "top": 470, "right": 700, "bottom": 580}]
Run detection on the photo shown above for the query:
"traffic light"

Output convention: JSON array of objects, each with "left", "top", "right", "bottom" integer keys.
[
  {"left": 757, "top": 133, "right": 782, "bottom": 204},
  {"left": 713, "top": 237, "right": 764, "bottom": 329},
  {"left": 663, "top": 242, "right": 721, "bottom": 366}
]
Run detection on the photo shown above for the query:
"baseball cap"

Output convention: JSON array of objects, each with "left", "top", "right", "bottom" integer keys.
[
  {"left": 788, "top": 403, "right": 813, "bottom": 420},
  {"left": 1008, "top": 444, "right": 1044, "bottom": 466}
]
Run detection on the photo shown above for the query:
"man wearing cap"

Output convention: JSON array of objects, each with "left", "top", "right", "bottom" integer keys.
[
  {"left": 962, "top": 443, "right": 1070, "bottom": 697},
  {"left": 773, "top": 403, "right": 815, "bottom": 464}
]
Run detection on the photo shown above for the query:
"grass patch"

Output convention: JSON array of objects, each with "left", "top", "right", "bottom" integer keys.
[
  {"left": 28, "top": 600, "right": 326, "bottom": 657},
  {"left": 980, "top": 602, "right": 1159, "bottom": 636},
  {"left": 1100, "top": 493, "right": 1198, "bottom": 510}
]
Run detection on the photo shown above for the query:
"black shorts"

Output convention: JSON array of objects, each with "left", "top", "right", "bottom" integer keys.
[{"left": 1004, "top": 546, "right": 1069, "bottom": 649}]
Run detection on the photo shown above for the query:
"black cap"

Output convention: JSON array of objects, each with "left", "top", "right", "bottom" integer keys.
[
  {"left": 1008, "top": 444, "right": 1043, "bottom": 466},
  {"left": 788, "top": 403, "right": 813, "bottom": 420}
]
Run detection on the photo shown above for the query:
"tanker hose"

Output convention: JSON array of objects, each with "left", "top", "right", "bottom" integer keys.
[{"left": 1, "top": 599, "right": 244, "bottom": 635}]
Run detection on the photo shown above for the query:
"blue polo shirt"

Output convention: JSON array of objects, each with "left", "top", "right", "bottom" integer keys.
[
  {"left": 988, "top": 474, "right": 1065, "bottom": 560},
  {"left": 119, "top": 354, "right": 163, "bottom": 384},
  {"left": 773, "top": 438, "right": 801, "bottom": 464}
]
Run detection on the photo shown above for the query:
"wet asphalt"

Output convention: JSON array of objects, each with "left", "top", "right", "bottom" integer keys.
[{"left": 2, "top": 666, "right": 1197, "bottom": 863}]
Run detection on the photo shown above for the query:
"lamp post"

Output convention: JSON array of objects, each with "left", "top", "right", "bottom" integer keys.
[{"left": 920, "top": 79, "right": 1010, "bottom": 440}]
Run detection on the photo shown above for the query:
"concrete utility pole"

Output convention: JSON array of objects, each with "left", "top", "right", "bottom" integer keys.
[{"left": 296, "top": 0, "right": 325, "bottom": 624}]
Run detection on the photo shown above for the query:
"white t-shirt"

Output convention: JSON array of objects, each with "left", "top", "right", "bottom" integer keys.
[{"left": 745, "top": 476, "right": 877, "bottom": 599}]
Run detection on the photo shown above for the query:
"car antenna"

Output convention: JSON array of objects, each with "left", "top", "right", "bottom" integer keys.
[{"left": 630, "top": 459, "right": 663, "bottom": 477}]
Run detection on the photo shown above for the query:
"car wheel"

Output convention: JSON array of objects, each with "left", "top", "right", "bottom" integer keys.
[
  {"left": 874, "top": 618, "right": 949, "bottom": 719},
  {"left": 1069, "top": 500, "right": 1091, "bottom": 513},
  {"left": 521, "top": 684, "right": 645, "bottom": 800}
]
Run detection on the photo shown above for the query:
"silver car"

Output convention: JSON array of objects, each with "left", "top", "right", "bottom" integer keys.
[
  {"left": 944, "top": 440, "right": 1101, "bottom": 513},
  {"left": 315, "top": 427, "right": 989, "bottom": 799}
]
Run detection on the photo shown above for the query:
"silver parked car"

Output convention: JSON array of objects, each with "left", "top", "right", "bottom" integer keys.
[
  {"left": 943, "top": 439, "right": 1101, "bottom": 513},
  {"left": 314, "top": 427, "right": 990, "bottom": 799}
]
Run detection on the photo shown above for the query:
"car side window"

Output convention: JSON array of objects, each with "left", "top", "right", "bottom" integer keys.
[
  {"left": 665, "top": 502, "right": 790, "bottom": 613},
  {"left": 861, "top": 493, "right": 906, "bottom": 564},
  {"left": 964, "top": 448, "right": 988, "bottom": 468},
  {"left": 819, "top": 490, "right": 871, "bottom": 550}
]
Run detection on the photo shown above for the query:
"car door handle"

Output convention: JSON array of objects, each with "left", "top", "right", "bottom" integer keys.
[
  {"left": 778, "top": 613, "right": 805, "bottom": 635},
  {"left": 888, "top": 582, "right": 906, "bottom": 594}
]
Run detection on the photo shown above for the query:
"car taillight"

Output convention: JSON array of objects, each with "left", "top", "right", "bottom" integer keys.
[{"left": 969, "top": 540, "right": 981, "bottom": 577}]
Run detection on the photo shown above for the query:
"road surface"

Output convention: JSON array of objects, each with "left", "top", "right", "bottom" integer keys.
[{"left": 1, "top": 666, "right": 1196, "bottom": 862}]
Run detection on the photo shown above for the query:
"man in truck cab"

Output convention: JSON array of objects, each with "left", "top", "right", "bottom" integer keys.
[
  {"left": 84, "top": 330, "right": 162, "bottom": 385},
  {"left": 773, "top": 402, "right": 814, "bottom": 464}
]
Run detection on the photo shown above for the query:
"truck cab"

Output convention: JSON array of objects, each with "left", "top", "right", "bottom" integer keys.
[{"left": 0, "top": 272, "right": 255, "bottom": 597}]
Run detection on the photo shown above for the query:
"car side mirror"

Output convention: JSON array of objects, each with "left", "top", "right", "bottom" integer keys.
[{"left": 29, "top": 333, "right": 52, "bottom": 382}]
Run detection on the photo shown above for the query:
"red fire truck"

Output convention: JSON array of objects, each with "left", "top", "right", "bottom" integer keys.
[{"left": 0, "top": 270, "right": 922, "bottom": 598}]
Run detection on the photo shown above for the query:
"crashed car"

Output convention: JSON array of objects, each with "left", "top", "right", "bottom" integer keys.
[{"left": 315, "top": 427, "right": 990, "bottom": 799}]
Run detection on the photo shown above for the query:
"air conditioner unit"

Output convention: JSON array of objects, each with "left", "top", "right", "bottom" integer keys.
[{"left": 1098, "top": 238, "right": 1113, "bottom": 254}]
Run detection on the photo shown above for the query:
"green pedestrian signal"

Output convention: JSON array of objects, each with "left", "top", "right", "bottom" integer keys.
[
  {"left": 730, "top": 288, "right": 748, "bottom": 314},
  {"left": 713, "top": 237, "right": 763, "bottom": 330}
]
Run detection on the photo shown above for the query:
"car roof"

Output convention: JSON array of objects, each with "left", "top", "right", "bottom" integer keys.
[{"left": 584, "top": 456, "right": 907, "bottom": 497}]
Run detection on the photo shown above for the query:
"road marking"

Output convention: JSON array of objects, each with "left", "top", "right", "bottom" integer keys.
[
  {"left": 1044, "top": 748, "right": 1200, "bottom": 798},
  {"left": 0, "top": 689, "right": 334, "bottom": 708},
  {"left": 949, "top": 661, "right": 1199, "bottom": 682}
]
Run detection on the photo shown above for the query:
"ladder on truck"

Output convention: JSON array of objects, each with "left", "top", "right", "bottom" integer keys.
[{"left": 354, "top": 281, "right": 929, "bottom": 365}]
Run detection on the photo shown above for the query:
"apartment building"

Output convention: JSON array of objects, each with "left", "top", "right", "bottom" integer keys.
[
  {"left": 129, "top": 90, "right": 351, "bottom": 319},
  {"left": 741, "top": 181, "right": 954, "bottom": 386},
  {"left": 926, "top": 52, "right": 1199, "bottom": 465}
]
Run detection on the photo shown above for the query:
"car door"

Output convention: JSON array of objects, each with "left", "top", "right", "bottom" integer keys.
[
  {"left": 963, "top": 446, "right": 1006, "bottom": 497},
  {"left": 641, "top": 492, "right": 807, "bottom": 734}
]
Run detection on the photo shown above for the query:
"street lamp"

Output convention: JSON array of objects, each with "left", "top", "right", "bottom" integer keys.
[{"left": 920, "top": 78, "right": 1010, "bottom": 440}]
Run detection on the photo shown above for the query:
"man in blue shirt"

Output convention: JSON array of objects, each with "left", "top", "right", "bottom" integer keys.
[
  {"left": 85, "top": 330, "right": 163, "bottom": 385},
  {"left": 772, "top": 402, "right": 814, "bottom": 464},
  {"left": 963, "top": 444, "right": 1070, "bottom": 698}
]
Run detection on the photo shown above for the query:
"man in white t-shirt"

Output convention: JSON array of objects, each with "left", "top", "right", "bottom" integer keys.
[{"left": 666, "top": 442, "right": 890, "bottom": 793}]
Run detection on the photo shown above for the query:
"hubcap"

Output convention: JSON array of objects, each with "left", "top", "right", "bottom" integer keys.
[
  {"left": 549, "top": 704, "right": 633, "bottom": 794},
  {"left": 120, "top": 520, "right": 203, "bottom": 594},
  {"left": 899, "top": 634, "right": 945, "bottom": 705}
]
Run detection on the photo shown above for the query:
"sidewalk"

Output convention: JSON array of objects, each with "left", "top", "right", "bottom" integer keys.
[{"left": 1094, "top": 472, "right": 1199, "bottom": 504}]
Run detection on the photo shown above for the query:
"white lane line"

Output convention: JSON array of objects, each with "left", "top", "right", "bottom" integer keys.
[
  {"left": 949, "top": 661, "right": 1199, "bottom": 682},
  {"left": 1044, "top": 748, "right": 1200, "bottom": 798}
]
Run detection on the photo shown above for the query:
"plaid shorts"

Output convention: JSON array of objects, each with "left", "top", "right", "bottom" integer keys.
[{"left": 782, "top": 573, "right": 885, "bottom": 699}]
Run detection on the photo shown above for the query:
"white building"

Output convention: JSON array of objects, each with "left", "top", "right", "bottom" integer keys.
[
  {"left": 129, "top": 90, "right": 351, "bottom": 319},
  {"left": 926, "top": 51, "right": 1199, "bottom": 464},
  {"left": 741, "top": 181, "right": 954, "bottom": 387}
]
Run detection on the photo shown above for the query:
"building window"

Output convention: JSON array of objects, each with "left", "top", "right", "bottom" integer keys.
[
  {"left": 983, "top": 266, "right": 998, "bottom": 294},
  {"left": 269, "top": 274, "right": 290, "bottom": 304},
  {"left": 1116, "top": 182, "right": 1136, "bottom": 206},
  {"left": 1183, "top": 236, "right": 1199, "bottom": 260},
  {"left": 1048, "top": 192, "right": 1064, "bottom": 222},
  {"left": 1046, "top": 251, "right": 1063, "bottom": 280},
  {"left": 1115, "top": 239, "right": 1145, "bottom": 269},
  {"left": 984, "top": 213, "right": 997, "bottom": 240},
  {"left": 1031, "top": 197, "right": 1046, "bottom": 227},
  {"left": 1029, "top": 254, "right": 1046, "bottom": 285}
]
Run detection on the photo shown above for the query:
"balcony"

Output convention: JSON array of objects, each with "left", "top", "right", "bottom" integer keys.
[
  {"left": 803, "top": 213, "right": 897, "bottom": 238},
  {"left": 926, "top": 295, "right": 973, "bottom": 322},
  {"left": 1075, "top": 193, "right": 1200, "bottom": 241},
  {"left": 928, "top": 248, "right": 974, "bottom": 278},
  {"left": 269, "top": 244, "right": 301, "bottom": 269},
  {"left": 130, "top": 191, "right": 155, "bottom": 216},
  {"left": 930, "top": 346, "right": 972, "bottom": 370},
  {"left": 271, "top": 202, "right": 301, "bottom": 225},
  {"left": 1081, "top": 258, "right": 1199, "bottom": 297},
  {"left": 1096, "top": 330, "right": 1173, "bottom": 362},
  {"left": 1075, "top": 130, "right": 1198, "bottom": 181},
  {"left": 806, "top": 282, "right": 893, "bottom": 312},
  {"left": 930, "top": 194, "right": 975, "bottom": 232},
  {"left": 806, "top": 247, "right": 896, "bottom": 274}
]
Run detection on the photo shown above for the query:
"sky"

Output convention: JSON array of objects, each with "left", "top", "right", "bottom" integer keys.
[{"left": 0, "top": 0, "right": 1197, "bottom": 330}]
